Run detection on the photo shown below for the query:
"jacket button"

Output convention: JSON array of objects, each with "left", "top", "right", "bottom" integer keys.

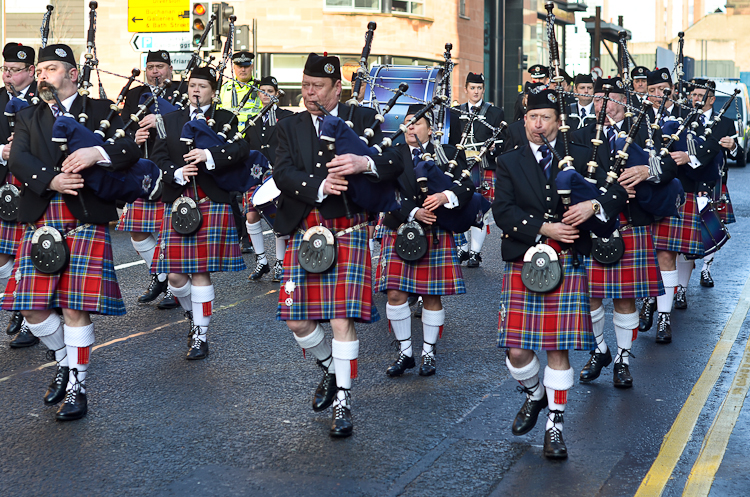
[
  {"left": 302, "top": 182, "right": 307, "bottom": 187},
  {"left": 295, "top": 190, "right": 299, "bottom": 195}
]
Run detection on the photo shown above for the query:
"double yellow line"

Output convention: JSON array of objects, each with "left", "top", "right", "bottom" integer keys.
[{"left": 636, "top": 273, "right": 750, "bottom": 496}]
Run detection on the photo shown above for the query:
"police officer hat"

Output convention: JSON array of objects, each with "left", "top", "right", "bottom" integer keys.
[
  {"left": 647, "top": 68, "right": 672, "bottom": 86},
  {"left": 526, "top": 89, "right": 559, "bottom": 111},
  {"left": 189, "top": 65, "right": 218, "bottom": 90},
  {"left": 631, "top": 66, "right": 649, "bottom": 80},
  {"left": 146, "top": 50, "right": 171, "bottom": 65},
  {"left": 303, "top": 52, "right": 341, "bottom": 81},
  {"left": 594, "top": 77, "right": 626, "bottom": 95},
  {"left": 232, "top": 51, "right": 254, "bottom": 67},
  {"left": 37, "top": 44, "right": 76, "bottom": 67},
  {"left": 528, "top": 64, "right": 549, "bottom": 79},
  {"left": 466, "top": 72, "right": 484, "bottom": 85},
  {"left": 259, "top": 76, "right": 278, "bottom": 90},
  {"left": 574, "top": 73, "right": 594, "bottom": 86},
  {"left": 3, "top": 43, "right": 35, "bottom": 65}
]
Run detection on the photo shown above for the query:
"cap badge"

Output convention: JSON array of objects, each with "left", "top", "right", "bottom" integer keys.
[
  {"left": 17, "top": 51, "right": 26, "bottom": 60},
  {"left": 616, "top": 80, "right": 624, "bottom": 88},
  {"left": 161, "top": 52, "right": 168, "bottom": 60},
  {"left": 548, "top": 93, "right": 557, "bottom": 103},
  {"left": 271, "top": 77, "right": 277, "bottom": 85},
  {"left": 55, "top": 48, "right": 67, "bottom": 58},
  {"left": 324, "top": 63, "right": 334, "bottom": 74},
  {"left": 662, "top": 73, "right": 668, "bottom": 80}
]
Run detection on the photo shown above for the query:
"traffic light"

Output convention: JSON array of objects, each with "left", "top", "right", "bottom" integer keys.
[
  {"left": 191, "top": 2, "right": 211, "bottom": 49},
  {"left": 522, "top": 54, "right": 528, "bottom": 70},
  {"left": 213, "top": 2, "right": 235, "bottom": 49}
]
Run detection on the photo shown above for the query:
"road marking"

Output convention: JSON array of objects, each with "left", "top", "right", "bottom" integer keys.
[
  {"left": 635, "top": 272, "right": 750, "bottom": 497},
  {"left": 683, "top": 294, "right": 750, "bottom": 496},
  {"left": 114, "top": 260, "right": 146, "bottom": 270}
]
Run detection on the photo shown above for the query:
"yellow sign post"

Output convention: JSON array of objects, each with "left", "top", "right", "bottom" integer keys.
[{"left": 128, "top": 0, "right": 190, "bottom": 33}]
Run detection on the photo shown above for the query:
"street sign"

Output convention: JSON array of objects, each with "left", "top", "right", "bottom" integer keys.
[
  {"left": 128, "top": 0, "right": 190, "bottom": 33},
  {"left": 591, "top": 66, "right": 603, "bottom": 80},
  {"left": 140, "top": 52, "right": 193, "bottom": 72},
  {"left": 130, "top": 32, "right": 192, "bottom": 52}
]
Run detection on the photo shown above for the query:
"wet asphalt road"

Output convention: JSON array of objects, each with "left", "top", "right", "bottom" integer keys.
[{"left": 1, "top": 165, "right": 750, "bottom": 497}]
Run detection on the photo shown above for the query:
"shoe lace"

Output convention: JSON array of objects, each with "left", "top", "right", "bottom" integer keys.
[
  {"left": 333, "top": 388, "right": 351, "bottom": 417},
  {"left": 190, "top": 325, "right": 205, "bottom": 349},
  {"left": 46, "top": 346, "right": 67, "bottom": 364},
  {"left": 163, "top": 289, "right": 174, "bottom": 299},
  {"left": 254, "top": 257, "right": 267, "bottom": 273},
  {"left": 676, "top": 285, "right": 686, "bottom": 298},
  {"left": 616, "top": 348, "right": 635, "bottom": 364},
  {"left": 423, "top": 339, "right": 436, "bottom": 358},
  {"left": 53, "top": 365, "right": 66, "bottom": 384},
  {"left": 548, "top": 409, "right": 564, "bottom": 426},
  {"left": 316, "top": 355, "right": 333, "bottom": 375},
  {"left": 422, "top": 353, "right": 436, "bottom": 366},
  {"left": 547, "top": 425, "right": 563, "bottom": 443},
  {"left": 390, "top": 338, "right": 413, "bottom": 357},
  {"left": 64, "top": 368, "right": 84, "bottom": 403},
  {"left": 701, "top": 267, "right": 711, "bottom": 278},
  {"left": 515, "top": 379, "right": 541, "bottom": 399},
  {"left": 658, "top": 314, "right": 670, "bottom": 331}
]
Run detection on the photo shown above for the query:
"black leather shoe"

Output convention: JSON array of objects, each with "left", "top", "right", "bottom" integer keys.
[
  {"left": 579, "top": 348, "right": 612, "bottom": 383},
  {"left": 240, "top": 237, "right": 255, "bottom": 254},
  {"left": 613, "top": 360, "right": 634, "bottom": 388},
  {"left": 467, "top": 251, "right": 482, "bottom": 268},
  {"left": 249, "top": 259, "right": 270, "bottom": 280},
  {"left": 5, "top": 310, "right": 23, "bottom": 335},
  {"left": 414, "top": 298, "right": 423, "bottom": 318},
  {"left": 386, "top": 352, "right": 415, "bottom": 377},
  {"left": 137, "top": 274, "right": 168, "bottom": 304},
  {"left": 55, "top": 389, "right": 87, "bottom": 421},
  {"left": 313, "top": 361, "right": 337, "bottom": 412},
  {"left": 329, "top": 391, "right": 353, "bottom": 438},
  {"left": 457, "top": 247, "right": 469, "bottom": 264},
  {"left": 512, "top": 389, "right": 548, "bottom": 436},
  {"left": 43, "top": 366, "right": 69, "bottom": 405},
  {"left": 700, "top": 268, "right": 714, "bottom": 288},
  {"left": 674, "top": 285, "right": 687, "bottom": 310},
  {"left": 639, "top": 298, "right": 656, "bottom": 332},
  {"left": 157, "top": 289, "right": 180, "bottom": 310},
  {"left": 9, "top": 326, "right": 39, "bottom": 348},
  {"left": 186, "top": 327, "right": 209, "bottom": 360},
  {"left": 656, "top": 313, "right": 672, "bottom": 344},
  {"left": 419, "top": 354, "right": 436, "bottom": 376},
  {"left": 543, "top": 427, "right": 568, "bottom": 459},
  {"left": 271, "top": 260, "right": 283, "bottom": 282}
]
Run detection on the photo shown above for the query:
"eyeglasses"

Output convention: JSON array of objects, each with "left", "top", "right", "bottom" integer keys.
[{"left": 0, "top": 66, "right": 30, "bottom": 75}]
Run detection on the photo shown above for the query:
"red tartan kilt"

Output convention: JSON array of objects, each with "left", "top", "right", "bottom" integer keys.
[
  {"left": 479, "top": 168, "right": 495, "bottom": 202},
  {"left": 586, "top": 224, "right": 664, "bottom": 299},
  {"left": 242, "top": 184, "right": 262, "bottom": 215},
  {"left": 116, "top": 199, "right": 165, "bottom": 233},
  {"left": 652, "top": 192, "right": 703, "bottom": 256}
]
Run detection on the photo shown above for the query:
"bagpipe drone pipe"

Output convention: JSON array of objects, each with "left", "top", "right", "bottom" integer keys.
[{"left": 660, "top": 118, "right": 723, "bottom": 184}]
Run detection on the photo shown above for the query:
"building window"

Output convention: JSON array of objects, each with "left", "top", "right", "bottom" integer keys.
[
  {"left": 392, "top": 0, "right": 424, "bottom": 16},
  {"left": 325, "top": 0, "right": 381, "bottom": 11},
  {"left": 459, "top": 0, "right": 467, "bottom": 18}
]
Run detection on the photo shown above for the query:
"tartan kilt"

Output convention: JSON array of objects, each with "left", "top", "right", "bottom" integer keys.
[
  {"left": 717, "top": 183, "right": 736, "bottom": 224},
  {"left": 277, "top": 209, "right": 379, "bottom": 324},
  {"left": 115, "top": 199, "right": 164, "bottom": 233},
  {"left": 153, "top": 196, "right": 246, "bottom": 274},
  {"left": 498, "top": 251, "right": 594, "bottom": 351},
  {"left": 479, "top": 168, "right": 496, "bottom": 203},
  {"left": 1, "top": 195, "right": 125, "bottom": 315},
  {"left": 652, "top": 192, "right": 704, "bottom": 256},
  {"left": 453, "top": 232, "right": 468, "bottom": 249},
  {"left": 375, "top": 225, "right": 465, "bottom": 296},
  {"left": 242, "top": 184, "right": 261, "bottom": 216},
  {"left": 0, "top": 173, "right": 25, "bottom": 256},
  {"left": 585, "top": 223, "right": 664, "bottom": 299}
]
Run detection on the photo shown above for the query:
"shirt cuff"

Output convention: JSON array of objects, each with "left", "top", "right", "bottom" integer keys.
[
  {"left": 94, "top": 146, "right": 111, "bottom": 164},
  {"left": 407, "top": 207, "right": 420, "bottom": 222},
  {"left": 592, "top": 200, "right": 609, "bottom": 222},
  {"left": 364, "top": 156, "right": 378, "bottom": 177},
  {"left": 688, "top": 154, "right": 702, "bottom": 169},
  {"left": 174, "top": 168, "right": 188, "bottom": 186},
  {"left": 316, "top": 179, "right": 328, "bottom": 203},
  {"left": 204, "top": 149, "right": 215, "bottom": 170},
  {"left": 442, "top": 190, "right": 459, "bottom": 209}
]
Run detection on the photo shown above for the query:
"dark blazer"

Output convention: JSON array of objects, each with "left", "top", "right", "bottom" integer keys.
[
  {"left": 502, "top": 119, "right": 527, "bottom": 154},
  {"left": 493, "top": 140, "right": 627, "bottom": 262},
  {"left": 121, "top": 82, "right": 181, "bottom": 157},
  {"left": 568, "top": 101, "right": 597, "bottom": 129},
  {"left": 273, "top": 102, "right": 403, "bottom": 236},
  {"left": 10, "top": 95, "right": 141, "bottom": 224},
  {"left": 704, "top": 110, "right": 744, "bottom": 166},
  {"left": 448, "top": 102, "right": 506, "bottom": 168},
  {"left": 0, "top": 81, "right": 39, "bottom": 181},
  {"left": 150, "top": 105, "right": 250, "bottom": 204},
  {"left": 382, "top": 142, "right": 474, "bottom": 230},
  {"left": 244, "top": 106, "right": 295, "bottom": 165}
]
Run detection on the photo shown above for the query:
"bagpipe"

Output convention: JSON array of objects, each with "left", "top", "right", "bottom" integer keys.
[
  {"left": 345, "top": 21, "right": 377, "bottom": 128},
  {"left": 545, "top": 2, "right": 574, "bottom": 165},
  {"left": 584, "top": 82, "right": 613, "bottom": 183}
]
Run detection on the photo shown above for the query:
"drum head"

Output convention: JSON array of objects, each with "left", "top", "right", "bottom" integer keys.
[{"left": 252, "top": 177, "right": 281, "bottom": 228}]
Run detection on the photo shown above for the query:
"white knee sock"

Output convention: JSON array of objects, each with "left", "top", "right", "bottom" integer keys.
[
  {"left": 421, "top": 308, "right": 444, "bottom": 357},
  {"left": 246, "top": 221, "right": 266, "bottom": 264},
  {"left": 387, "top": 302, "right": 412, "bottom": 356},
  {"left": 506, "top": 354, "right": 544, "bottom": 401},
  {"left": 275, "top": 237, "right": 287, "bottom": 262},
  {"left": 543, "top": 366, "right": 574, "bottom": 431},
  {"left": 27, "top": 313, "right": 67, "bottom": 367},
  {"left": 591, "top": 305, "right": 607, "bottom": 353},
  {"left": 293, "top": 323, "right": 334, "bottom": 373},
  {"left": 64, "top": 323, "right": 95, "bottom": 393},
  {"left": 702, "top": 253, "right": 714, "bottom": 272},
  {"left": 332, "top": 339, "right": 359, "bottom": 403},
  {"left": 469, "top": 225, "right": 487, "bottom": 253},
  {"left": 190, "top": 284, "right": 214, "bottom": 342},
  {"left": 613, "top": 310, "right": 639, "bottom": 365},
  {"left": 132, "top": 236, "right": 157, "bottom": 270},
  {"left": 657, "top": 270, "right": 678, "bottom": 313},
  {"left": 169, "top": 280, "right": 192, "bottom": 312},
  {"left": 0, "top": 258, "right": 14, "bottom": 279},
  {"left": 677, "top": 255, "right": 694, "bottom": 289}
]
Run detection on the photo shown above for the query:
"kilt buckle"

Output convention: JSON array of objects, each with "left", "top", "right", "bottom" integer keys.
[
  {"left": 30, "top": 226, "right": 70, "bottom": 274},
  {"left": 591, "top": 230, "right": 625, "bottom": 265},
  {"left": 171, "top": 195, "right": 203, "bottom": 236},
  {"left": 521, "top": 243, "right": 563, "bottom": 293},
  {"left": 395, "top": 221, "right": 428, "bottom": 262},
  {"left": 298, "top": 226, "right": 336, "bottom": 274},
  {"left": 0, "top": 183, "right": 20, "bottom": 222}
]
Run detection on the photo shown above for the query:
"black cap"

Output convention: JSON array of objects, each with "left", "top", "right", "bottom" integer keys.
[
  {"left": 146, "top": 50, "right": 171, "bottom": 65},
  {"left": 526, "top": 89, "right": 559, "bottom": 111},
  {"left": 303, "top": 52, "right": 341, "bottom": 81},
  {"left": 647, "top": 68, "right": 672, "bottom": 86},
  {"left": 259, "top": 76, "right": 278, "bottom": 90},
  {"left": 405, "top": 104, "right": 432, "bottom": 123},
  {"left": 232, "top": 51, "right": 254, "bottom": 66},
  {"left": 189, "top": 65, "right": 218, "bottom": 90},
  {"left": 524, "top": 81, "right": 546, "bottom": 94},
  {"left": 466, "top": 72, "right": 484, "bottom": 85},
  {"left": 560, "top": 70, "right": 573, "bottom": 85},
  {"left": 574, "top": 73, "right": 593, "bottom": 86},
  {"left": 528, "top": 64, "right": 549, "bottom": 79},
  {"left": 3, "top": 43, "right": 34, "bottom": 65},
  {"left": 594, "top": 77, "right": 626, "bottom": 95},
  {"left": 631, "top": 66, "right": 649, "bottom": 79},
  {"left": 37, "top": 44, "right": 76, "bottom": 67}
]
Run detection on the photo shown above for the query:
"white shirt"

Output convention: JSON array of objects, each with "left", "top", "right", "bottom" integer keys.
[
  {"left": 579, "top": 101, "right": 594, "bottom": 117},
  {"left": 405, "top": 143, "right": 459, "bottom": 221}
]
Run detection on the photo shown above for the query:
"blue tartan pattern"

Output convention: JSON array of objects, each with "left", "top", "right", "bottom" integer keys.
[
  {"left": 453, "top": 232, "right": 468, "bottom": 249},
  {"left": 116, "top": 199, "right": 164, "bottom": 233},
  {"left": 376, "top": 226, "right": 465, "bottom": 296},
  {"left": 652, "top": 192, "right": 704, "bottom": 256}
]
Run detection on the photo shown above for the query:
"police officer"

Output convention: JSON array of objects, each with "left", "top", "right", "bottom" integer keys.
[{"left": 218, "top": 51, "right": 262, "bottom": 128}]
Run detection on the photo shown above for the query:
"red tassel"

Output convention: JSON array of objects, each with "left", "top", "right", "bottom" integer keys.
[
  {"left": 302, "top": 349, "right": 306, "bottom": 359},
  {"left": 350, "top": 358, "right": 358, "bottom": 379},
  {"left": 439, "top": 325, "right": 444, "bottom": 339},
  {"left": 554, "top": 389, "right": 567, "bottom": 405},
  {"left": 632, "top": 328, "right": 638, "bottom": 342},
  {"left": 388, "top": 320, "right": 392, "bottom": 334},
  {"left": 486, "top": 224, "right": 490, "bottom": 234},
  {"left": 203, "top": 301, "right": 212, "bottom": 317},
  {"left": 78, "top": 346, "right": 90, "bottom": 366}
]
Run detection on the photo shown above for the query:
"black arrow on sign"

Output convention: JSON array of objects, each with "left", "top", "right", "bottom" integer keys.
[
  {"left": 178, "top": 10, "right": 189, "bottom": 19},
  {"left": 132, "top": 17, "right": 143, "bottom": 22}
]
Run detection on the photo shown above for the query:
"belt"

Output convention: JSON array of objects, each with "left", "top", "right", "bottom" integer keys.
[
  {"left": 296, "top": 221, "right": 369, "bottom": 238},
  {"left": 28, "top": 223, "right": 92, "bottom": 238}
]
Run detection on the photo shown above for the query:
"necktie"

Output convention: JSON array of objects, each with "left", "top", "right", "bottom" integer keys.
[
  {"left": 51, "top": 105, "right": 64, "bottom": 118},
  {"left": 538, "top": 144, "right": 552, "bottom": 179},
  {"left": 412, "top": 147, "right": 421, "bottom": 166},
  {"left": 316, "top": 116, "right": 323, "bottom": 138},
  {"left": 191, "top": 109, "right": 199, "bottom": 120},
  {"left": 580, "top": 106, "right": 587, "bottom": 118},
  {"left": 606, "top": 126, "right": 616, "bottom": 155}
]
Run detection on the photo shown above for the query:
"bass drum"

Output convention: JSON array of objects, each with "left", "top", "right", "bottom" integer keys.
[
  {"left": 251, "top": 176, "right": 281, "bottom": 229},
  {"left": 687, "top": 199, "right": 730, "bottom": 259},
  {"left": 364, "top": 65, "right": 451, "bottom": 142}
]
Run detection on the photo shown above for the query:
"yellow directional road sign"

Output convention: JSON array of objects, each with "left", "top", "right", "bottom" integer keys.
[{"left": 128, "top": 0, "right": 190, "bottom": 33}]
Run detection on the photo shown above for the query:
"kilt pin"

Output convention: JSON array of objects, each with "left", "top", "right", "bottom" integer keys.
[
  {"left": 652, "top": 192, "right": 704, "bottom": 256},
  {"left": 0, "top": 172, "right": 25, "bottom": 256},
  {"left": 1, "top": 195, "right": 125, "bottom": 315},
  {"left": 115, "top": 198, "right": 165, "bottom": 233},
  {"left": 376, "top": 226, "right": 465, "bottom": 296},
  {"left": 277, "top": 209, "right": 378, "bottom": 324}
]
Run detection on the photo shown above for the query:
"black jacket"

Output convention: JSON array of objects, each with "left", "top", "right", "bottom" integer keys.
[
  {"left": 448, "top": 102, "right": 506, "bottom": 168},
  {"left": 273, "top": 103, "right": 403, "bottom": 236},
  {"left": 244, "top": 106, "right": 295, "bottom": 165},
  {"left": 382, "top": 142, "right": 474, "bottom": 230},
  {"left": 10, "top": 95, "right": 141, "bottom": 224},
  {"left": 493, "top": 140, "right": 627, "bottom": 262},
  {"left": 121, "top": 82, "right": 181, "bottom": 157},
  {"left": 150, "top": 106, "right": 250, "bottom": 204}
]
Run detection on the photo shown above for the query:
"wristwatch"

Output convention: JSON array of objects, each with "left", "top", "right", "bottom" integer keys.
[{"left": 591, "top": 200, "right": 601, "bottom": 215}]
